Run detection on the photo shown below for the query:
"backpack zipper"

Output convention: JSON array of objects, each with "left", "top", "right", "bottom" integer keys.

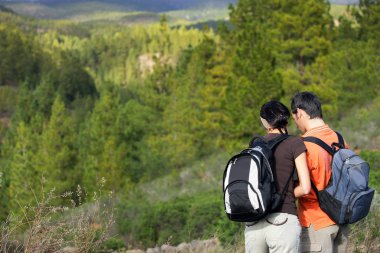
[{"left": 333, "top": 154, "right": 359, "bottom": 197}]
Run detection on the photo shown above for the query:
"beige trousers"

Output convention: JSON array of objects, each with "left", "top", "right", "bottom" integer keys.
[
  {"left": 245, "top": 213, "right": 301, "bottom": 253},
  {"left": 300, "top": 224, "right": 350, "bottom": 253}
]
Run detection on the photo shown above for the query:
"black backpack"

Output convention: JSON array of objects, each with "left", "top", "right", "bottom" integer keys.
[{"left": 223, "top": 135, "right": 294, "bottom": 222}]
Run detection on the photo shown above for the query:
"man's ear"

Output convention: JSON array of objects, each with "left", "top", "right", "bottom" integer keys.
[
  {"left": 293, "top": 109, "right": 300, "bottom": 120},
  {"left": 298, "top": 108, "right": 310, "bottom": 119}
]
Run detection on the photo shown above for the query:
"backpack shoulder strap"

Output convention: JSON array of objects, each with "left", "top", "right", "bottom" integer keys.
[
  {"left": 303, "top": 136, "right": 334, "bottom": 156},
  {"left": 248, "top": 135, "right": 267, "bottom": 147},
  {"left": 267, "top": 134, "right": 289, "bottom": 150},
  {"left": 333, "top": 131, "right": 345, "bottom": 149},
  {"left": 336, "top": 131, "right": 344, "bottom": 145},
  {"left": 310, "top": 181, "right": 320, "bottom": 199}
]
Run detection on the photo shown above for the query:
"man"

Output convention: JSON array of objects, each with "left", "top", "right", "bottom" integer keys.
[{"left": 291, "top": 92, "right": 349, "bottom": 253}]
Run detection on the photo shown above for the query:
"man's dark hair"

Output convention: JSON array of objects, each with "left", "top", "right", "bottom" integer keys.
[{"left": 291, "top": 92, "right": 323, "bottom": 119}]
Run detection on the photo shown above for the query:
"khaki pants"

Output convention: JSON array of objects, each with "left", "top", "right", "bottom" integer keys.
[
  {"left": 245, "top": 213, "right": 301, "bottom": 253},
  {"left": 300, "top": 224, "right": 350, "bottom": 253}
]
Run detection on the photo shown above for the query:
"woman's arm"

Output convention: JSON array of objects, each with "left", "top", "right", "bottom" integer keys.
[{"left": 294, "top": 152, "right": 311, "bottom": 198}]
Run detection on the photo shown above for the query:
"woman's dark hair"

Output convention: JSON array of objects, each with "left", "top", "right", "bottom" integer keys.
[
  {"left": 291, "top": 92, "right": 323, "bottom": 119},
  {"left": 260, "top": 100, "right": 290, "bottom": 134}
]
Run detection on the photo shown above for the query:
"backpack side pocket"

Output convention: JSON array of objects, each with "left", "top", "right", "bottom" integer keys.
[{"left": 346, "top": 188, "right": 375, "bottom": 224}]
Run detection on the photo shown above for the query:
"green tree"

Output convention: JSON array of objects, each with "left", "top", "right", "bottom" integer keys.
[
  {"left": 78, "top": 90, "right": 153, "bottom": 192},
  {"left": 224, "top": 0, "right": 282, "bottom": 143},
  {"left": 57, "top": 53, "right": 98, "bottom": 106},
  {"left": 271, "top": 0, "right": 333, "bottom": 68},
  {"left": 354, "top": 0, "right": 380, "bottom": 43},
  {"left": 79, "top": 91, "right": 125, "bottom": 193},
  {"left": 34, "top": 97, "right": 78, "bottom": 195},
  {"left": 6, "top": 122, "right": 39, "bottom": 213},
  {"left": 325, "top": 41, "right": 380, "bottom": 118},
  {"left": 0, "top": 24, "right": 35, "bottom": 87},
  {"left": 146, "top": 37, "right": 224, "bottom": 169}
]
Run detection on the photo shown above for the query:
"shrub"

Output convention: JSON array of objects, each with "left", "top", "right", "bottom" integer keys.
[
  {"left": 185, "top": 193, "right": 222, "bottom": 240},
  {"left": 360, "top": 150, "right": 380, "bottom": 192},
  {"left": 349, "top": 194, "right": 380, "bottom": 253},
  {"left": 118, "top": 190, "right": 242, "bottom": 249},
  {"left": 0, "top": 86, "right": 17, "bottom": 114},
  {"left": 0, "top": 181, "right": 114, "bottom": 252},
  {"left": 101, "top": 237, "right": 126, "bottom": 251}
]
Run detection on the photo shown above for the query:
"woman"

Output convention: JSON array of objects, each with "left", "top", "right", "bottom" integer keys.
[{"left": 245, "top": 101, "right": 311, "bottom": 253}]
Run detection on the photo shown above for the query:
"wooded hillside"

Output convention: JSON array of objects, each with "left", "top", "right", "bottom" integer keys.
[{"left": 0, "top": 0, "right": 379, "bottom": 251}]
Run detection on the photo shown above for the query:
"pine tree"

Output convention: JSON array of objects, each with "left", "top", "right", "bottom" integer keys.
[
  {"left": 34, "top": 96, "right": 77, "bottom": 195},
  {"left": 355, "top": 0, "right": 380, "bottom": 44},
  {"left": 271, "top": 0, "right": 333, "bottom": 68},
  {"left": 224, "top": 0, "right": 282, "bottom": 143},
  {"left": 57, "top": 53, "right": 98, "bottom": 106},
  {"left": 79, "top": 91, "right": 129, "bottom": 192},
  {"left": 7, "top": 122, "right": 39, "bottom": 213}
]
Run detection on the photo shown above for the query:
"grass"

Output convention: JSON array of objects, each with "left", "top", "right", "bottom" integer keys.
[
  {"left": 349, "top": 194, "right": 380, "bottom": 253},
  {"left": 0, "top": 180, "right": 115, "bottom": 252},
  {"left": 130, "top": 151, "right": 229, "bottom": 204},
  {"left": 330, "top": 4, "right": 350, "bottom": 19},
  {"left": 330, "top": 4, "right": 358, "bottom": 25},
  {"left": 335, "top": 96, "right": 380, "bottom": 150},
  {"left": 164, "top": 8, "right": 230, "bottom": 23}
]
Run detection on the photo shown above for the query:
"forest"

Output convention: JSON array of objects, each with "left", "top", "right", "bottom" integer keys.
[{"left": 0, "top": 0, "right": 379, "bottom": 252}]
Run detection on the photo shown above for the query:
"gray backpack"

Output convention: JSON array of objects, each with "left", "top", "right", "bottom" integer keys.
[{"left": 304, "top": 132, "right": 375, "bottom": 224}]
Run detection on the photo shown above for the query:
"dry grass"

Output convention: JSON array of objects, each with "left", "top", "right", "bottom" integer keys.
[
  {"left": 348, "top": 194, "right": 380, "bottom": 253},
  {"left": 0, "top": 178, "right": 115, "bottom": 253}
]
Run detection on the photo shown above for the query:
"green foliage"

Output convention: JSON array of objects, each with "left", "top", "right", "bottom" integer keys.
[
  {"left": 0, "top": 86, "right": 18, "bottom": 114},
  {"left": 56, "top": 53, "right": 98, "bottom": 106},
  {"left": 354, "top": 0, "right": 380, "bottom": 43},
  {"left": 118, "top": 191, "right": 230, "bottom": 248},
  {"left": 326, "top": 41, "right": 380, "bottom": 117},
  {"left": 224, "top": 0, "right": 283, "bottom": 143},
  {"left": 360, "top": 150, "right": 380, "bottom": 192},
  {"left": 101, "top": 238, "right": 126, "bottom": 251},
  {"left": 271, "top": 0, "right": 333, "bottom": 66},
  {"left": 0, "top": 0, "right": 379, "bottom": 250},
  {"left": 6, "top": 121, "right": 40, "bottom": 213},
  {"left": 35, "top": 97, "right": 78, "bottom": 195},
  {"left": 0, "top": 24, "right": 35, "bottom": 86},
  {"left": 350, "top": 197, "right": 380, "bottom": 252}
]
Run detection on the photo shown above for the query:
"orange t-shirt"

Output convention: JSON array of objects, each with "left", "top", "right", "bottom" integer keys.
[{"left": 298, "top": 125, "right": 348, "bottom": 230}]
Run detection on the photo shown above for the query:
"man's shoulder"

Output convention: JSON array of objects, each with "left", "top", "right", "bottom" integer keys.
[{"left": 303, "top": 125, "right": 338, "bottom": 144}]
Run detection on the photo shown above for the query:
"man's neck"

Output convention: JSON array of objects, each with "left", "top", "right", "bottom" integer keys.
[{"left": 305, "top": 118, "right": 325, "bottom": 132}]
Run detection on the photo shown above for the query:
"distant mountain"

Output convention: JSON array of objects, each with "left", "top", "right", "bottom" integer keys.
[
  {"left": 0, "top": 0, "right": 359, "bottom": 23},
  {"left": 0, "top": 0, "right": 237, "bottom": 12},
  {"left": 2, "top": 0, "right": 360, "bottom": 7}
]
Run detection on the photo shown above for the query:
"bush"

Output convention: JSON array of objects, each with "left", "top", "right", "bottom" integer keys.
[
  {"left": 117, "top": 190, "right": 243, "bottom": 249},
  {"left": 185, "top": 193, "right": 222, "bottom": 240},
  {"left": 0, "top": 86, "right": 17, "bottom": 114},
  {"left": 349, "top": 194, "right": 380, "bottom": 252},
  {"left": 101, "top": 238, "right": 126, "bottom": 251},
  {"left": 0, "top": 182, "right": 114, "bottom": 252},
  {"left": 360, "top": 150, "right": 380, "bottom": 192}
]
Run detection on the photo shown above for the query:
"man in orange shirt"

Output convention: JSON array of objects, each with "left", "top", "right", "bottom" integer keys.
[{"left": 291, "top": 92, "right": 349, "bottom": 253}]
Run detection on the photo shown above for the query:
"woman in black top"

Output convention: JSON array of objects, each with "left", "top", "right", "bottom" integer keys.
[{"left": 245, "top": 101, "right": 311, "bottom": 253}]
